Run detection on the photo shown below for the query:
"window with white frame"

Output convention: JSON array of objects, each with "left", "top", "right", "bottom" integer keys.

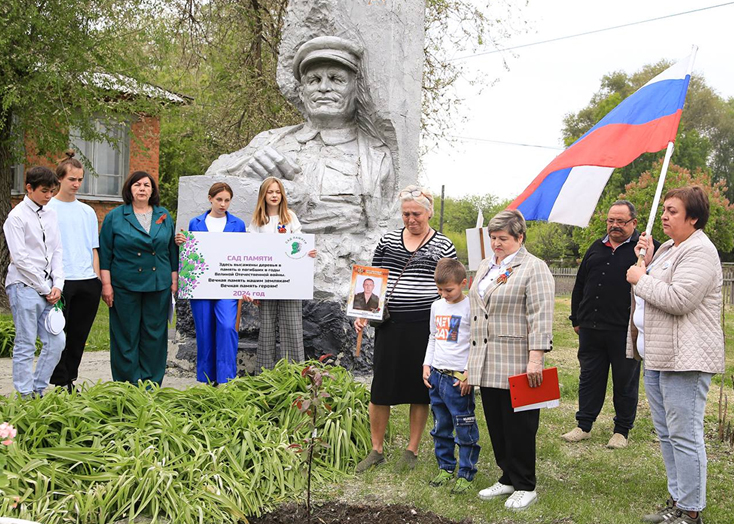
[
  {"left": 71, "top": 119, "right": 130, "bottom": 198},
  {"left": 9, "top": 115, "right": 25, "bottom": 193},
  {"left": 11, "top": 163, "right": 24, "bottom": 192}
]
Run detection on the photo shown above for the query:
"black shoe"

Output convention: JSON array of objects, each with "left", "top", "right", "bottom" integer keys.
[
  {"left": 21, "top": 391, "right": 43, "bottom": 400},
  {"left": 643, "top": 497, "right": 678, "bottom": 523},
  {"left": 55, "top": 382, "right": 77, "bottom": 393}
]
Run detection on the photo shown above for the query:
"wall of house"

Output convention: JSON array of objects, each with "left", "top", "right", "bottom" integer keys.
[
  {"left": 129, "top": 115, "right": 160, "bottom": 182},
  {"left": 10, "top": 115, "right": 162, "bottom": 229}
]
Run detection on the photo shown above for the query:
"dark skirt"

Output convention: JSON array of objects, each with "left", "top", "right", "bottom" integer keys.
[{"left": 371, "top": 319, "right": 430, "bottom": 405}]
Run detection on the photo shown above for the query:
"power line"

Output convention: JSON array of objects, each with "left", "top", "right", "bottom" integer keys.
[
  {"left": 449, "top": 2, "right": 734, "bottom": 62},
  {"left": 449, "top": 135, "right": 565, "bottom": 151}
]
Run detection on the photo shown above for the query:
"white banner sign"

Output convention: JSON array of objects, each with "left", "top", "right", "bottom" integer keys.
[
  {"left": 178, "top": 232, "right": 315, "bottom": 300},
  {"left": 466, "top": 227, "right": 492, "bottom": 272}
]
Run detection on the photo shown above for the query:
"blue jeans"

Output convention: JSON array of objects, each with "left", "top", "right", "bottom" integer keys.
[
  {"left": 7, "top": 283, "right": 65, "bottom": 395},
  {"left": 428, "top": 369, "right": 480, "bottom": 480},
  {"left": 644, "top": 368, "right": 712, "bottom": 512}
]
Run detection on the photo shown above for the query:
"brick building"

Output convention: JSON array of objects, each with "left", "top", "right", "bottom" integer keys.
[{"left": 10, "top": 79, "right": 187, "bottom": 226}]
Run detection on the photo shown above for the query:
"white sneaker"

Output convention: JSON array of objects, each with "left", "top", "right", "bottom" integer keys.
[
  {"left": 478, "top": 482, "right": 515, "bottom": 500},
  {"left": 504, "top": 490, "right": 537, "bottom": 510}
]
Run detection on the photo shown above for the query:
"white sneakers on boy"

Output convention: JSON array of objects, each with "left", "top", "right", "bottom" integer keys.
[
  {"left": 504, "top": 490, "right": 537, "bottom": 510},
  {"left": 477, "top": 482, "right": 514, "bottom": 500}
]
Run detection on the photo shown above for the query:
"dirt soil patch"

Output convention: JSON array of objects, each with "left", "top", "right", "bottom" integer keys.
[{"left": 249, "top": 502, "right": 472, "bottom": 524}]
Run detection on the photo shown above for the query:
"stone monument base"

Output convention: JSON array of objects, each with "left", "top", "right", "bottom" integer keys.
[{"left": 175, "top": 300, "right": 373, "bottom": 376}]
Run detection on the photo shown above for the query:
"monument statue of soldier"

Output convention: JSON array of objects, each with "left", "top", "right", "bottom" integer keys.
[{"left": 207, "top": 36, "right": 396, "bottom": 235}]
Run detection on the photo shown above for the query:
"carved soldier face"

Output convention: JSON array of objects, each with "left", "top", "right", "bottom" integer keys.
[{"left": 299, "top": 63, "right": 357, "bottom": 126}]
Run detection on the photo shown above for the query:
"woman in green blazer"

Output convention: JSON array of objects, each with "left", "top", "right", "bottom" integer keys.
[{"left": 99, "top": 171, "right": 178, "bottom": 385}]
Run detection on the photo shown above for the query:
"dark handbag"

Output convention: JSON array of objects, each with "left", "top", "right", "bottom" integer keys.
[{"left": 368, "top": 230, "right": 431, "bottom": 328}]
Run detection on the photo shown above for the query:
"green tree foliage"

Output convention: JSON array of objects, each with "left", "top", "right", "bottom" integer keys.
[
  {"left": 156, "top": 1, "right": 527, "bottom": 214},
  {"left": 573, "top": 161, "right": 734, "bottom": 255},
  {"left": 430, "top": 193, "right": 504, "bottom": 233},
  {"left": 525, "top": 222, "right": 577, "bottom": 264},
  {"left": 430, "top": 193, "right": 506, "bottom": 263},
  {"left": 0, "top": 0, "right": 170, "bottom": 308},
  {"left": 153, "top": 0, "right": 301, "bottom": 215}
]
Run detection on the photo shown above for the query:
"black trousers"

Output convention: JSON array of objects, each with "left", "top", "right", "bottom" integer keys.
[
  {"left": 480, "top": 387, "right": 539, "bottom": 491},
  {"left": 51, "top": 278, "right": 102, "bottom": 386},
  {"left": 576, "top": 327, "right": 641, "bottom": 436}
]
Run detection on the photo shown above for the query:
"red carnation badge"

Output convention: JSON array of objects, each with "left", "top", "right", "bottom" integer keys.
[{"left": 156, "top": 213, "right": 168, "bottom": 225}]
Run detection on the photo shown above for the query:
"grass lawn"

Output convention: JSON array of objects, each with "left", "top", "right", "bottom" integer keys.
[
  {"left": 325, "top": 296, "right": 734, "bottom": 524},
  {"left": 1, "top": 300, "right": 109, "bottom": 354},
  {"left": 1, "top": 297, "right": 732, "bottom": 523},
  {"left": 85, "top": 300, "right": 110, "bottom": 351}
]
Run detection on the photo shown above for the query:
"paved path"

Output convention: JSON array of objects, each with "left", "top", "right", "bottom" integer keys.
[{"left": 1, "top": 342, "right": 200, "bottom": 397}]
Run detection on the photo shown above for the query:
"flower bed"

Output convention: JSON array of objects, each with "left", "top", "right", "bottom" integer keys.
[{"left": 0, "top": 361, "right": 371, "bottom": 523}]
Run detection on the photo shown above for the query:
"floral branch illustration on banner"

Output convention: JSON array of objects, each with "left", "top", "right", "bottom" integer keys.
[{"left": 178, "top": 232, "right": 209, "bottom": 299}]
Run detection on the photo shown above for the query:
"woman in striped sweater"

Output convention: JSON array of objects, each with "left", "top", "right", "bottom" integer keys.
[{"left": 354, "top": 185, "right": 457, "bottom": 473}]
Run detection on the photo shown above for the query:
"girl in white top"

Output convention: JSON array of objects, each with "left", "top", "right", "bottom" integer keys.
[{"left": 249, "top": 177, "right": 316, "bottom": 372}]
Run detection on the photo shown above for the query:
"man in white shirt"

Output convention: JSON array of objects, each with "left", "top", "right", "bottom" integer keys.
[
  {"left": 3, "top": 166, "right": 65, "bottom": 398},
  {"left": 47, "top": 154, "right": 102, "bottom": 392}
]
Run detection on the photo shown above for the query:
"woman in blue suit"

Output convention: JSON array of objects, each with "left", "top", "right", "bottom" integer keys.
[{"left": 176, "top": 182, "right": 246, "bottom": 385}]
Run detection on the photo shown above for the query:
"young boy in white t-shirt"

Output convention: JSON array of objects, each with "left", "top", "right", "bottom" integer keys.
[{"left": 422, "top": 258, "right": 480, "bottom": 494}]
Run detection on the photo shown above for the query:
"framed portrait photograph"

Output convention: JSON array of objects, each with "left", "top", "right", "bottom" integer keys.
[{"left": 346, "top": 265, "right": 389, "bottom": 321}]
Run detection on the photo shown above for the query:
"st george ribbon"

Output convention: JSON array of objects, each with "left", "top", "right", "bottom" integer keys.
[{"left": 509, "top": 48, "right": 696, "bottom": 228}]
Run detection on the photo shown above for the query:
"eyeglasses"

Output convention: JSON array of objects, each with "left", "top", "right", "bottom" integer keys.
[
  {"left": 400, "top": 189, "right": 432, "bottom": 201},
  {"left": 605, "top": 218, "right": 635, "bottom": 226}
]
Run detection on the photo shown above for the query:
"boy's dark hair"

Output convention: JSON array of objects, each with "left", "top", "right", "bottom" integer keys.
[
  {"left": 122, "top": 171, "right": 160, "bottom": 206},
  {"left": 434, "top": 258, "right": 466, "bottom": 285},
  {"left": 25, "top": 166, "right": 59, "bottom": 190}
]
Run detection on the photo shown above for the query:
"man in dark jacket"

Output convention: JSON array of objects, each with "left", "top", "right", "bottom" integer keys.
[{"left": 562, "top": 200, "right": 657, "bottom": 449}]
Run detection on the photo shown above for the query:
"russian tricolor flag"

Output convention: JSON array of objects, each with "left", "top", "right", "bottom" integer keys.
[{"left": 509, "top": 54, "right": 693, "bottom": 227}]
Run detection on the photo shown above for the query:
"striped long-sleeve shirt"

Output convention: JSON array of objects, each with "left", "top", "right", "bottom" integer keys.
[{"left": 372, "top": 228, "right": 457, "bottom": 323}]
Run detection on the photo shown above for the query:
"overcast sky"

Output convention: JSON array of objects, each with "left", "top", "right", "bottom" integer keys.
[{"left": 420, "top": 0, "right": 734, "bottom": 202}]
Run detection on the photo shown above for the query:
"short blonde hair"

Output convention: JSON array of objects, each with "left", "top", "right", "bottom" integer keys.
[
  {"left": 399, "top": 185, "right": 434, "bottom": 216},
  {"left": 488, "top": 209, "right": 526, "bottom": 241}
]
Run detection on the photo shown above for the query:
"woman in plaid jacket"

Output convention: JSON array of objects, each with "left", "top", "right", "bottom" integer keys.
[{"left": 467, "top": 209, "right": 554, "bottom": 510}]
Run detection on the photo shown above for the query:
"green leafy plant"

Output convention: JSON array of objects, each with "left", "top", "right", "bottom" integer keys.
[
  {"left": 0, "top": 360, "right": 371, "bottom": 522},
  {"left": 0, "top": 319, "right": 42, "bottom": 358},
  {"left": 0, "top": 320, "right": 15, "bottom": 358},
  {"left": 0, "top": 421, "right": 18, "bottom": 510},
  {"left": 290, "top": 356, "right": 335, "bottom": 523}
]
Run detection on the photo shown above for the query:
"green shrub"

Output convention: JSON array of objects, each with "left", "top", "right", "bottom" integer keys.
[
  {"left": 0, "top": 319, "right": 15, "bottom": 358},
  {"left": 0, "top": 360, "right": 372, "bottom": 522},
  {"left": 0, "top": 318, "right": 43, "bottom": 358}
]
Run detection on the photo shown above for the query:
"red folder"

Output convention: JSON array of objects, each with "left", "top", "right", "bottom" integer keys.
[{"left": 508, "top": 367, "right": 561, "bottom": 412}]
